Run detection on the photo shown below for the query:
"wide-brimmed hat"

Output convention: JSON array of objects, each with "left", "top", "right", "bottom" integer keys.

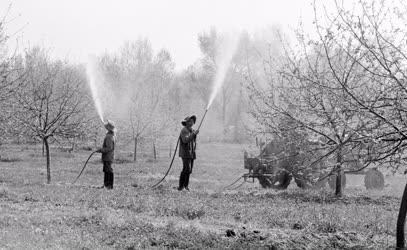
[
  {"left": 104, "top": 120, "right": 116, "bottom": 132},
  {"left": 181, "top": 115, "right": 196, "bottom": 126}
]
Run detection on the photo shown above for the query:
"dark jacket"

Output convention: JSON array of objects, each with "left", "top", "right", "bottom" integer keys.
[
  {"left": 101, "top": 131, "right": 115, "bottom": 162},
  {"left": 179, "top": 126, "right": 196, "bottom": 159}
]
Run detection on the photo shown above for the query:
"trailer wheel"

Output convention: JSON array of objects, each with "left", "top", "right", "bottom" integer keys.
[
  {"left": 256, "top": 171, "right": 292, "bottom": 189},
  {"left": 257, "top": 176, "right": 274, "bottom": 188},
  {"left": 273, "top": 171, "right": 292, "bottom": 189}
]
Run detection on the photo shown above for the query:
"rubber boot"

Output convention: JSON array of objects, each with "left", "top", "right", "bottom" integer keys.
[
  {"left": 110, "top": 173, "right": 114, "bottom": 189},
  {"left": 184, "top": 173, "right": 190, "bottom": 191},
  {"left": 178, "top": 172, "right": 185, "bottom": 191},
  {"left": 106, "top": 173, "right": 113, "bottom": 189},
  {"left": 104, "top": 172, "right": 108, "bottom": 188}
]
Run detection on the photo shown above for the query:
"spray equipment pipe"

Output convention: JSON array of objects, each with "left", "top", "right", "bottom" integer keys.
[
  {"left": 72, "top": 150, "right": 98, "bottom": 184},
  {"left": 197, "top": 108, "right": 209, "bottom": 130},
  {"left": 151, "top": 138, "right": 180, "bottom": 188}
]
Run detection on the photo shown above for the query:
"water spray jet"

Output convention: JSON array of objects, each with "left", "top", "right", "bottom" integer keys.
[
  {"left": 86, "top": 55, "right": 105, "bottom": 123},
  {"left": 197, "top": 32, "right": 240, "bottom": 130}
]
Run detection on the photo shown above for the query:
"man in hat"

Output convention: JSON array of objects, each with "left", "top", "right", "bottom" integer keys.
[
  {"left": 96, "top": 120, "right": 116, "bottom": 189},
  {"left": 178, "top": 115, "right": 199, "bottom": 191}
]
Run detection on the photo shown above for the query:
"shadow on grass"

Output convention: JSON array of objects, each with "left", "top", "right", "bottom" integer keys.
[
  {"left": 0, "top": 156, "right": 23, "bottom": 163},
  {"left": 258, "top": 190, "right": 398, "bottom": 205}
]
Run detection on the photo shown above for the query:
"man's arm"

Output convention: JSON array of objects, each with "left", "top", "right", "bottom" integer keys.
[{"left": 180, "top": 128, "right": 196, "bottom": 143}]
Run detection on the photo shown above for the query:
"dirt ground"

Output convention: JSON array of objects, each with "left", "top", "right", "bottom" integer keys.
[{"left": 0, "top": 142, "right": 403, "bottom": 249}]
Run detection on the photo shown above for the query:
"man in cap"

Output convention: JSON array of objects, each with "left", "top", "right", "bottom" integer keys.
[
  {"left": 96, "top": 120, "right": 116, "bottom": 189},
  {"left": 178, "top": 115, "right": 199, "bottom": 191}
]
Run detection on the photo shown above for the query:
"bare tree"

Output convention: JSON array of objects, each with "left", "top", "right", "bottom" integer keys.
[
  {"left": 0, "top": 13, "right": 26, "bottom": 139},
  {"left": 12, "top": 47, "right": 89, "bottom": 183},
  {"left": 328, "top": 0, "right": 407, "bottom": 247},
  {"left": 98, "top": 40, "right": 175, "bottom": 162},
  {"left": 128, "top": 84, "right": 162, "bottom": 161},
  {"left": 300, "top": 0, "right": 407, "bottom": 246},
  {"left": 246, "top": 9, "right": 381, "bottom": 196}
]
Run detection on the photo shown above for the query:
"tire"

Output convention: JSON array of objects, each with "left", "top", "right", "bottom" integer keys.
[
  {"left": 273, "top": 171, "right": 292, "bottom": 189},
  {"left": 257, "top": 171, "right": 292, "bottom": 189},
  {"left": 258, "top": 176, "right": 273, "bottom": 188}
]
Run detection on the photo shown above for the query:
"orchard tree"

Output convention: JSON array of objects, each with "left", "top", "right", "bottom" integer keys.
[
  {"left": 0, "top": 17, "right": 26, "bottom": 138},
  {"left": 12, "top": 47, "right": 90, "bottom": 183},
  {"left": 309, "top": 0, "right": 407, "bottom": 247},
  {"left": 149, "top": 49, "right": 176, "bottom": 158},
  {"left": 0, "top": 12, "right": 24, "bottom": 102},
  {"left": 98, "top": 40, "right": 175, "bottom": 161},
  {"left": 98, "top": 39, "right": 153, "bottom": 161},
  {"left": 246, "top": 9, "right": 380, "bottom": 196},
  {"left": 258, "top": 0, "right": 407, "bottom": 246}
]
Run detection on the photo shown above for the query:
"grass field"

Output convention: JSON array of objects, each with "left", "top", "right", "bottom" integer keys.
[{"left": 0, "top": 142, "right": 404, "bottom": 249}]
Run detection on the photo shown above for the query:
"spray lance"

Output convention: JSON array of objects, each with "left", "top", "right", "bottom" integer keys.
[
  {"left": 197, "top": 108, "right": 208, "bottom": 131},
  {"left": 191, "top": 108, "right": 208, "bottom": 158}
]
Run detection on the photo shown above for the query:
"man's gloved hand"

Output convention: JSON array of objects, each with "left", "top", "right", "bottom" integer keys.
[
  {"left": 95, "top": 148, "right": 102, "bottom": 153},
  {"left": 193, "top": 130, "right": 199, "bottom": 136}
]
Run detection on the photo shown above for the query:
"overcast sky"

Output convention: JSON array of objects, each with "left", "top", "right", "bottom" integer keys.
[{"left": 1, "top": 0, "right": 316, "bottom": 70}]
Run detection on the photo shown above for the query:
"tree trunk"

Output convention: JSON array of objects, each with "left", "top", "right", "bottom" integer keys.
[
  {"left": 335, "top": 168, "right": 343, "bottom": 197},
  {"left": 233, "top": 84, "right": 243, "bottom": 142},
  {"left": 42, "top": 141, "right": 45, "bottom": 156},
  {"left": 70, "top": 142, "right": 75, "bottom": 153},
  {"left": 222, "top": 93, "right": 227, "bottom": 134},
  {"left": 396, "top": 182, "right": 407, "bottom": 249},
  {"left": 94, "top": 131, "right": 98, "bottom": 148},
  {"left": 335, "top": 152, "right": 343, "bottom": 197},
  {"left": 44, "top": 138, "right": 51, "bottom": 184},
  {"left": 133, "top": 137, "right": 138, "bottom": 162},
  {"left": 153, "top": 141, "right": 157, "bottom": 160}
]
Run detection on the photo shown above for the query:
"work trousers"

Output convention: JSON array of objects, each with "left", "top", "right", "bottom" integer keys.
[
  {"left": 178, "top": 158, "right": 194, "bottom": 190},
  {"left": 103, "top": 161, "right": 114, "bottom": 189}
]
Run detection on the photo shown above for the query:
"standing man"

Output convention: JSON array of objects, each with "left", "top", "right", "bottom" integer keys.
[
  {"left": 96, "top": 120, "right": 116, "bottom": 189},
  {"left": 178, "top": 115, "right": 199, "bottom": 191}
]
